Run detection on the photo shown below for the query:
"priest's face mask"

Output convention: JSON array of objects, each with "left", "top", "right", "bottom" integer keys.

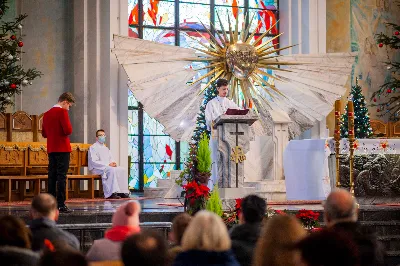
[
  {"left": 218, "top": 85, "right": 229, "bottom": 97},
  {"left": 96, "top": 131, "right": 106, "bottom": 144}
]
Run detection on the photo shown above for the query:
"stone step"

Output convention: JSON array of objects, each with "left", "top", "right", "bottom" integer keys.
[
  {"left": 144, "top": 187, "right": 169, "bottom": 198},
  {"left": 251, "top": 180, "right": 287, "bottom": 193},
  {"left": 358, "top": 208, "right": 400, "bottom": 222},
  {"left": 157, "top": 178, "right": 172, "bottom": 188},
  {"left": 377, "top": 235, "right": 400, "bottom": 252},
  {"left": 359, "top": 221, "right": 400, "bottom": 236},
  {"left": 385, "top": 251, "right": 400, "bottom": 266}
]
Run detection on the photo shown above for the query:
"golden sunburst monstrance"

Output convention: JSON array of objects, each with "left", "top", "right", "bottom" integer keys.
[{"left": 182, "top": 11, "right": 299, "bottom": 107}]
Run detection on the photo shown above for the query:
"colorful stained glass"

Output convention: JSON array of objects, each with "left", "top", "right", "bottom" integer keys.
[
  {"left": 143, "top": 28, "right": 176, "bottom": 45},
  {"left": 128, "top": 89, "right": 139, "bottom": 107},
  {"left": 214, "top": 6, "right": 245, "bottom": 31},
  {"left": 144, "top": 135, "right": 176, "bottom": 163},
  {"left": 128, "top": 110, "right": 139, "bottom": 135},
  {"left": 129, "top": 27, "right": 139, "bottom": 38},
  {"left": 128, "top": 0, "right": 139, "bottom": 25},
  {"left": 179, "top": 3, "right": 210, "bottom": 26},
  {"left": 249, "top": 0, "right": 277, "bottom": 10},
  {"left": 248, "top": 9, "right": 278, "bottom": 34},
  {"left": 129, "top": 163, "right": 140, "bottom": 189},
  {"left": 143, "top": 0, "right": 175, "bottom": 27},
  {"left": 215, "top": 0, "right": 244, "bottom": 7},
  {"left": 144, "top": 163, "right": 177, "bottom": 187},
  {"left": 143, "top": 112, "right": 167, "bottom": 135}
]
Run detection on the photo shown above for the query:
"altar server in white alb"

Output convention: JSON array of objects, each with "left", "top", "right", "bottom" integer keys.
[
  {"left": 88, "top": 129, "right": 130, "bottom": 199},
  {"left": 205, "top": 78, "right": 239, "bottom": 189}
]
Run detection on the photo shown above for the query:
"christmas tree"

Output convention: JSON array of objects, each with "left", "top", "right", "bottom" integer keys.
[
  {"left": 370, "top": 22, "right": 400, "bottom": 121},
  {"left": 340, "top": 79, "right": 373, "bottom": 138},
  {"left": 191, "top": 84, "right": 218, "bottom": 144},
  {"left": 0, "top": 0, "right": 42, "bottom": 112}
]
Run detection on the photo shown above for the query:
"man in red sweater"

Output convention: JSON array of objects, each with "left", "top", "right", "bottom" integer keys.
[{"left": 42, "top": 92, "right": 75, "bottom": 213}]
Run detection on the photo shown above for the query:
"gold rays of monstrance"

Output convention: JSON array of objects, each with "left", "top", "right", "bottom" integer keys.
[{"left": 183, "top": 11, "right": 299, "bottom": 106}]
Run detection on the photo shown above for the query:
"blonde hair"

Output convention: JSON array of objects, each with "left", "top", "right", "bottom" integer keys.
[
  {"left": 181, "top": 210, "right": 231, "bottom": 252},
  {"left": 253, "top": 215, "right": 307, "bottom": 266}
]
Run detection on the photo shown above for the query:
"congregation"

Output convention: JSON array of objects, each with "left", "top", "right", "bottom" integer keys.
[{"left": 0, "top": 188, "right": 385, "bottom": 266}]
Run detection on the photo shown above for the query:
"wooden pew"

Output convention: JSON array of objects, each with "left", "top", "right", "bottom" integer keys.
[{"left": 0, "top": 142, "right": 103, "bottom": 202}]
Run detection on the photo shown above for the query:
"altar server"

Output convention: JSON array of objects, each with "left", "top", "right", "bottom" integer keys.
[
  {"left": 88, "top": 129, "right": 130, "bottom": 199},
  {"left": 205, "top": 78, "right": 239, "bottom": 189}
]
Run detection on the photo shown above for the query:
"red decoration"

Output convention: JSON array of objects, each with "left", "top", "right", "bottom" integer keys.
[
  {"left": 18, "top": 41, "right": 23, "bottom": 47},
  {"left": 349, "top": 130, "right": 354, "bottom": 135},
  {"left": 334, "top": 111, "right": 340, "bottom": 116},
  {"left": 165, "top": 144, "right": 173, "bottom": 160},
  {"left": 10, "top": 35, "right": 16, "bottom": 40},
  {"left": 387, "top": 89, "right": 392, "bottom": 93},
  {"left": 377, "top": 108, "right": 380, "bottom": 112},
  {"left": 373, "top": 98, "right": 377, "bottom": 102},
  {"left": 348, "top": 112, "right": 354, "bottom": 117},
  {"left": 235, "top": 198, "right": 243, "bottom": 218},
  {"left": 334, "top": 130, "right": 340, "bottom": 134},
  {"left": 10, "top": 84, "right": 16, "bottom": 89},
  {"left": 395, "top": 31, "right": 399, "bottom": 36},
  {"left": 378, "top": 43, "right": 384, "bottom": 47}
]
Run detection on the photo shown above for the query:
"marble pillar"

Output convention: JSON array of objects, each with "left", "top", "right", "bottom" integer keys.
[{"left": 72, "top": 0, "right": 129, "bottom": 169}]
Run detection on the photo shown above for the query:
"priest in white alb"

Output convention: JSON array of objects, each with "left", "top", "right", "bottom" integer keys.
[
  {"left": 88, "top": 129, "right": 130, "bottom": 199},
  {"left": 205, "top": 78, "right": 239, "bottom": 189}
]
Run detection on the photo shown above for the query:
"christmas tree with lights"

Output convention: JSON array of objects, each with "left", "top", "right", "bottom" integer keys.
[
  {"left": 0, "top": 0, "right": 42, "bottom": 112},
  {"left": 340, "top": 79, "right": 373, "bottom": 138},
  {"left": 370, "top": 22, "right": 400, "bottom": 121},
  {"left": 191, "top": 84, "right": 218, "bottom": 144}
]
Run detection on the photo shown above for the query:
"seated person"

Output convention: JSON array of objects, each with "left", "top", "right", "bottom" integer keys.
[{"left": 88, "top": 129, "right": 130, "bottom": 199}]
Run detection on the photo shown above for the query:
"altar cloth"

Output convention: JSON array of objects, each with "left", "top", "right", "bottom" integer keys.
[{"left": 283, "top": 138, "right": 400, "bottom": 200}]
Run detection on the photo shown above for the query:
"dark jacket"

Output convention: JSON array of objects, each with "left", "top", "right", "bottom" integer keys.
[
  {"left": 229, "top": 223, "right": 262, "bottom": 266},
  {"left": 29, "top": 218, "right": 79, "bottom": 251},
  {"left": 173, "top": 250, "right": 240, "bottom": 266},
  {"left": 332, "top": 222, "right": 385, "bottom": 266},
  {"left": 0, "top": 246, "right": 40, "bottom": 266}
]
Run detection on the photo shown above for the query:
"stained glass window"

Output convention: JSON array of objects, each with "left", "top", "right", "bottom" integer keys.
[{"left": 127, "top": 0, "right": 279, "bottom": 191}]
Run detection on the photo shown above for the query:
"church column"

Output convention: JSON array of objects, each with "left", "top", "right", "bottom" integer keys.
[{"left": 72, "top": 0, "right": 128, "bottom": 168}]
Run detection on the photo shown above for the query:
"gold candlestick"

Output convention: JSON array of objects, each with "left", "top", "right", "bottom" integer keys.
[
  {"left": 334, "top": 100, "right": 342, "bottom": 187},
  {"left": 347, "top": 101, "right": 355, "bottom": 194}
]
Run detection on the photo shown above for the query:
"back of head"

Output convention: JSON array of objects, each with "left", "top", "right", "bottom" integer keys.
[
  {"left": 39, "top": 241, "right": 87, "bottom": 266},
  {"left": 324, "top": 188, "right": 358, "bottom": 225},
  {"left": 31, "top": 193, "right": 57, "bottom": 218},
  {"left": 254, "top": 215, "right": 307, "bottom": 266},
  {"left": 0, "top": 246, "right": 40, "bottom": 266},
  {"left": 295, "top": 229, "right": 359, "bottom": 266},
  {"left": 0, "top": 215, "right": 31, "bottom": 249},
  {"left": 172, "top": 213, "right": 192, "bottom": 245},
  {"left": 181, "top": 210, "right": 231, "bottom": 252},
  {"left": 112, "top": 201, "right": 141, "bottom": 227},
  {"left": 58, "top": 92, "right": 75, "bottom": 104},
  {"left": 241, "top": 195, "right": 267, "bottom": 223},
  {"left": 121, "top": 230, "right": 167, "bottom": 266}
]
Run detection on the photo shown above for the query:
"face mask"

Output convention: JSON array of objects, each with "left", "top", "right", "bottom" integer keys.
[{"left": 98, "top": 136, "right": 106, "bottom": 143}]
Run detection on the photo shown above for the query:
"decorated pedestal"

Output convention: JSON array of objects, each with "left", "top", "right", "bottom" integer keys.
[
  {"left": 327, "top": 138, "right": 400, "bottom": 202},
  {"left": 213, "top": 114, "right": 258, "bottom": 205}
]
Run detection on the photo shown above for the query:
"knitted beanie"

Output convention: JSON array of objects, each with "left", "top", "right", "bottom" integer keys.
[{"left": 112, "top": 201, "right": 141, "bottom": 227}]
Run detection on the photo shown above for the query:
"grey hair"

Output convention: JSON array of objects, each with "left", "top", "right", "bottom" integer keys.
[{"left": 324, "top": 189, "right": 358, "bottom": 222}]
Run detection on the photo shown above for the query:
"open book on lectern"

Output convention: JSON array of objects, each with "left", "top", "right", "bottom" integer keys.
[{"left": 225, "top": 109, "right": 249, "bottom": 115}]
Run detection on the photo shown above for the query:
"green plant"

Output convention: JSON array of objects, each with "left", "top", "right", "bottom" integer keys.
[
  {"left": 196, "top": 133, "right": 211, "bottom": 173},
  {"left": 206, "top": 185, "right": 223, "bottom": 216}
]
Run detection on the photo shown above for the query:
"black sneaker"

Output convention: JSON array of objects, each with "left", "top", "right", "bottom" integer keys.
[
  {"left": 118, "top": 193, "right": 130, "bottom": 199},
  {"left": 58, "top": 205, "right": 73, "bottom": 213},
  {"left": 106, "top": 193, "right": 121, "bottom": 199}
]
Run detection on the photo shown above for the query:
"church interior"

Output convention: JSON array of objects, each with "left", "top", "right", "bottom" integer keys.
[{"left": 0, "top": 0, "right": 399, "bottom": 265}]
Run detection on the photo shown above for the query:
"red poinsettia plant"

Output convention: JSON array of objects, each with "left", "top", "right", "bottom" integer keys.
[
  {"left": 182, "top": 180, "right": 210, "bottom": 214},
  {"left": 295, "top": 209, "right": 320, "bottom": 229}
]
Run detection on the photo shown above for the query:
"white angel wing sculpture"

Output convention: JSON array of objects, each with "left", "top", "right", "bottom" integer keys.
[{"left": 113, "top": 34, "right": 355, "bottom": 141}]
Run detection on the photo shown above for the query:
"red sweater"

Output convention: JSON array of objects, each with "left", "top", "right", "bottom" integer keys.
[{"left": 42, "top": 107, "right": 72, "bottom": 153}]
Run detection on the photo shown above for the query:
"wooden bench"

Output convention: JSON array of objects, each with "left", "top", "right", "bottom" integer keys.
[{"left": 0, "top": 142, "right": 103, "bottom": 202}]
